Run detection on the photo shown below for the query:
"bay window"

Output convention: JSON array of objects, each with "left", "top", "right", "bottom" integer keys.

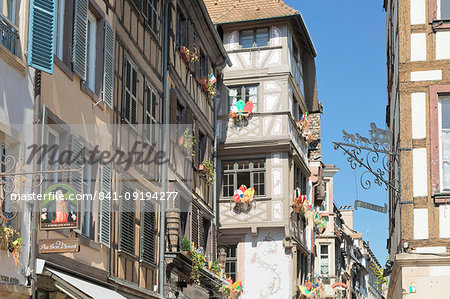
[
  {"left": 222, "top": 159, "right": 265, "bottom": 197},
  {"left": 320, "top": 244, "right": 329, "bottom": 276}
]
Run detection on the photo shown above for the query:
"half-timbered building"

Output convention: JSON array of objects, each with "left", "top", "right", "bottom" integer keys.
[{"left": 204, "top": 0, "right": 322, "bottom": 297}]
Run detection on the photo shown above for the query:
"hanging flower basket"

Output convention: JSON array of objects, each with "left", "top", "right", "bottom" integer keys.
[
  {"left": 179, "top": 129, "right": 197, "bottom": 157},
  {"left": 200, "top": 77, "right": 208, "bottom": 91},
  {"left": 180, "top": 46, "right": 199, "bottom": 63},
  {"left": 201, "top": 159, "right": 215, "bottom": 184},
  {"left": 0, "top": 225, "right": 22, "bottom": 267}
]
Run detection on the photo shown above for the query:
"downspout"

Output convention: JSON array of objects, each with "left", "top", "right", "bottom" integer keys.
[
  {"left": 159, "top": 0, "right": 173, "bottom": 296},
  {"left": 213, "top": 58, "right": 228, "bottom": 228},
  {"left": 30, "top": 70, "right": 41, "bottom": 299}
]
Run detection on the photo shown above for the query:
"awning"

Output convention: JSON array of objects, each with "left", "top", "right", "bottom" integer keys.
[{"left": 46, "top": 268, "right": 127, "bottom": 299}]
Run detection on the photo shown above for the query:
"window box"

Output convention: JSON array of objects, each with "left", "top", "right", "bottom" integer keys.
[{"left": 179, "top": 46, "right": 199, "bottom": 63}]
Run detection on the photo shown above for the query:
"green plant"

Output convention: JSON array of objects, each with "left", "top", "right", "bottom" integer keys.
[
  {"left": 181, "top": 236, "right": 191, "bottom": 252},
  {"left": 209, "top": 259, "right": 222, "bottom": 277},
  {"left": 181, "top": 129, "right": 197, "bottom": 157},
  {"left": 370, "top": 262, "right": 388, "bottom": 285},
  {"left": 207, "top": 80, "right": 216, "bottom": 98},
  {"left": 191, "top": 249, "right": 206, "bottom": 284},
  {"left": 0, "top": 225, "right": 22, "bottom": 266},
  {"left": 201, "top": 159, "right": 215, "bottom": 184}
]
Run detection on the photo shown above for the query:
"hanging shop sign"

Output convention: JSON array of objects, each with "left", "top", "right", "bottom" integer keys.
[
  {"left": 38, "top": 238, "right": 80, "bottom": 254},
  {"left": 40, "top": 184, "right": 79, "bottom": 230},
  {"left": 354, "top": 200, "right": 387, "bottom": 214}
]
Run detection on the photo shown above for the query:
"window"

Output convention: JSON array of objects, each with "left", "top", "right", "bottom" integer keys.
[
  {"left": 201, "top": 218, "right": 210, "bottom": 252},
  {"left": 440, "top": 97, "right": 450, "bottom": 190},
  {"left": 176, "top": 102, "right": 186, "bottom": 136},
  {"left": 438, "top": 0, "right": 450, "bottom": 20},
  {"left": 123, "top": 57, "right": 138, "bottom": 124},
  {"left": 0, "top": 0, "right": 15, "bottom": 23},
  {"left": 222, "top": 159, "right": 265, "bottom": 197},
  {"left": 54, "top": 0, "right": 65, "bottom": 59},
  {"left": 200, "top": 55, "right": 209, "bottom": 78},
  {"left": 45, "top": 128, "right": 60, "bottom": 189},
  {"left": 86, "top": 12, "right": 97, "bottom": 91},
  {"left": 198, "top": 131, "right": 206, "bottom": 163},
  {"left": 320, "top": 244, "right": 329, "bottom": 276},
  {"left": 294, "top": 165, "right": 307, "bottom": 195},
  {"left": 239, "top": 28, "right": 268, "bottom": 48},
  {"left": 176, "top": 12, "right": 188, "bottom": 47},
  {"left": 144, "top": 84, "right": 158, "bottom": 143},
  {"left": 143, "top": 0, "right": 158, "bottom": 32},
  {"left": 224, "top": 245, "right": 237, "bottom": 282},
  {"left": 319, "top": 181, "right": 328, "bottom": 212},
  {"left": 81, "top": 159, "right": 96, "bottom": 239},
  {"left": 291, "top": 41, "right": 304, "bottom": 98},
  {"left": 228, "top": 85, "right": 258, "bottom": 112}
]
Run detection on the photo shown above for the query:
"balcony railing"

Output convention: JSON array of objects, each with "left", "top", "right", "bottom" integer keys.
[{"left": 0, "top": 16, "right": 17, "bottom": 55}]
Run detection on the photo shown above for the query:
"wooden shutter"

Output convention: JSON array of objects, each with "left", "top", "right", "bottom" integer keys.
[
  {"left": 199, "top": 215, "right": 204, "bottom": 250},
  {"left": 99, "top": 163, "right": 112, "bottom": 247},
  {"left": 120, "top": 182, "right": 135, "bottom": 255},
  {"left": 191, "top": 205, "right": 199, "bottom": 247},
  {"left": 103, "top": 22, "right": 115, "bottom": 108},
  {"left": 69, "top": 135, "right": 84, "bottom": 195},
  {"left": 142, "top": 201, "right": 156, "bottom": 264},
  {"left": 131, "top": 67, "right": 138, "bottom": 124},
  {"left": 28, "top": 0, "right": 55, "bottom": 74},
  {"left": 72, "top": 0, "right": 89, "bottom": 80}
]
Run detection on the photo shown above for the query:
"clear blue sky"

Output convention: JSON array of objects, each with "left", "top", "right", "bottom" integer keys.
[{"left": 284, "top": 0, "right": 389, "bottom": 264}]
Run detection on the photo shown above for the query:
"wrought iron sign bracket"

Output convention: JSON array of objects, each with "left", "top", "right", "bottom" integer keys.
[{"left": 333, "top": 123, "right": 400, "bottom": 202}]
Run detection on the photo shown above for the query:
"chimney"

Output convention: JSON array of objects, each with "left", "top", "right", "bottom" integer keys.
[{"left": 339, "top": 205, "right": 354, "bottom": 230}]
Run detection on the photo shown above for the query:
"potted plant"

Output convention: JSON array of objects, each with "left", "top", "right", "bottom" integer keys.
[
  {"left": 180, "top": 129, "right": 197, "bottom": 157},
  {"left": 180, "top": 45, "right": 199, "bottom": 63},
  {"left": 0, "top": 225, "right": 22, "bottom": 267},
  {"left": 207, "top": 80, "right": 216, "bottom": 98},
  {"left": 200, "top": 77, "right": 208, "bottom": 91},
  {"left": 201, "top": 159, "right": 215, "bottom": 184}
]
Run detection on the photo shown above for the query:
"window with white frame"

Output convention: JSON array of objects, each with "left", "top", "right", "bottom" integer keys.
[
  {"left": 44, "top": 127, "right": 60, "bottom": 189},
  {"left": 438, "top": 0, "right": 450, "bottom": 20},
  {"left": 86, "top": 12, "right": 98, "bottom": 92},
  {"left": 224, "top": 245, "right": 237, "bottom": 282},
  {"left": 144, "top": 0, "right": 158, "bottom": 33},
  {"left": 54, "top": 0, "right": 65, "bottom": 59},
  {"left": 228, "top": 85, "right": 258, "bottom": 112},
  {"left": 320, "top": 244, "right": 329, "bottom": 276},
  {"left": 0, "top": 0, "right": 15, "bottom": 23},
  {"left": 239, "top": 28, "right": 269, "bottom": 48},
  {"left": 123, "top": 56, "right": 138, "bottom": 124},
  {"left": 439, "top": 97, "right": 450, "bottom": 191},
  {"left": 81, "top": 155, "right": 97, "bottom": 240}
]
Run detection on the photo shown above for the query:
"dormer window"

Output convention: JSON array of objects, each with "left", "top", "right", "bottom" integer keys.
[{"left": 239, "top": 28, "right": 269, "bottom": 49}]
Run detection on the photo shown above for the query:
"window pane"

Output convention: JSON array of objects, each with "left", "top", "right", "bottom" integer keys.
[
  {"left": 442, "top": 99, "right": 450, "bottom": 129},
  {"left": 441, "top": 0, "right": 450, "bottom": 19},
  {"left": 443, "top": 162, "right": 450, "bottom": 190},
  {"left": 240, "top": 30, "right": 253, "bottom": 48},
  {"left": 237, "top": 172, "right": 250, "bottom": 187},
  {"left": 228, "top": 88, "right": 239, "bottom": 109},
  {"left": 256, "top": 28, "right": 269, "bottom": 47},
  {"left": 442, "top": 130, "right": 450, "bottom": 161},
  {"left": 321, "top": 245, "right": 328, "bottom": 254},
  {"left": 238, "top": 160, "right": 250, "bottom": 169}
]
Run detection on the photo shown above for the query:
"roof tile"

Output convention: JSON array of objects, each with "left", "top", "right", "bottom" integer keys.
[{"left": 204, "top": 0, "right": 298, "bottom": 24}]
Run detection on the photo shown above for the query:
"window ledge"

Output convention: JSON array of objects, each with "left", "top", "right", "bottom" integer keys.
[
  {"left": 433, "top": 193, "right": 450, "bottom": 204},
  {"left": 80, "top": 82, "right": 104, "bottom": 109},
  {"left": 0, "top": 43, "right": 25, "bottom": 76},
  {"left": 76, "top": 233, "right": 102, "bottom": 251},
  {"left": 54, "top": 55, "right": 74, "bottom": 80},
  {"left": 432, "top": 20, "right": 450, "bottom": 30},
  {"left": 219, "top": 197, "right": 271, "bottom": 203},
  {"left": 227, "top": 45, "right": 282, "bottom": 54},
  {"left": 118, "top": 249, "right": 138, "bottom": 259}
]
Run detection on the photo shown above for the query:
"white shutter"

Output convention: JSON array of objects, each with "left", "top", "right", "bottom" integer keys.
[
  {"left": 103, "top": 21, "right": 115, "bottom": 108},
  {"left": 72, "top": 0, "right": 89, "bottom": 80},
  {"left": 99, "top": 163, "right": 112, "bottom": 246}
]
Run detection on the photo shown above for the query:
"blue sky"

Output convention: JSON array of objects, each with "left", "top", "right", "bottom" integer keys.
[{"left": 284, "top": 0, "right": 389, "bottom": 264}]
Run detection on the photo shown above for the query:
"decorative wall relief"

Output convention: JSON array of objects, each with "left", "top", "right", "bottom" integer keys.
[
  {"left": 272, "top": 26, "right": 281, "bottom": 46},
  {"left": 228, "top": 30, "right": 238, "bottom": 50},
  {"left": 264, "top": 94, "right": 279, "bottom": 112},
  {"left": 268, "top": 50, "right": 281, "bottom": 65},
  {"left": 272, "top": 201, "right": 282, "bottom": 220}
]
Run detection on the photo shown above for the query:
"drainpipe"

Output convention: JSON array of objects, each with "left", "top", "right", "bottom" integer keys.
[
  {"left": 213, "top": 58, "right": 227, "bottom": 228},
  {"left": 159, "top": 0, "right": 173, "bottom": 296},
  {"left": 30, "top": 70, "right": 41, "bottom": 299}
]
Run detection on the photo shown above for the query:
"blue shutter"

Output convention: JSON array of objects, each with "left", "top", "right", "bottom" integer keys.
[
  {"left": 102, "top": 22, "right": 114, "bottom": 108},
  {"left": 28, "top": 0, "right": 55, "bottom": 74},
  {"left": 72, "top": 0, "right": 88, "bottom": 80}
]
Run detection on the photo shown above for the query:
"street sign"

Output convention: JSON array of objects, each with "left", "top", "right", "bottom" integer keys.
[
  {"left": 354, "top": 200, "right": 387, "bottom": 214},
  {"left": 38, "top": 238, "right": 80, "bottom": 254}
]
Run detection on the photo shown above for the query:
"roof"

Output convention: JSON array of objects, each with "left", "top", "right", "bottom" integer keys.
[{"left": 203, "top": 0, "right": 298, "bottom": 24}]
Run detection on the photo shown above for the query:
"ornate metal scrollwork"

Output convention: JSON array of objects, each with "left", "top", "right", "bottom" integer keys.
[
  {"left": 333, "top": 123, "right": 400, "bottom": 201},
  {"left": 0, "top": 155, "right": 83, "bottom": 225}
]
